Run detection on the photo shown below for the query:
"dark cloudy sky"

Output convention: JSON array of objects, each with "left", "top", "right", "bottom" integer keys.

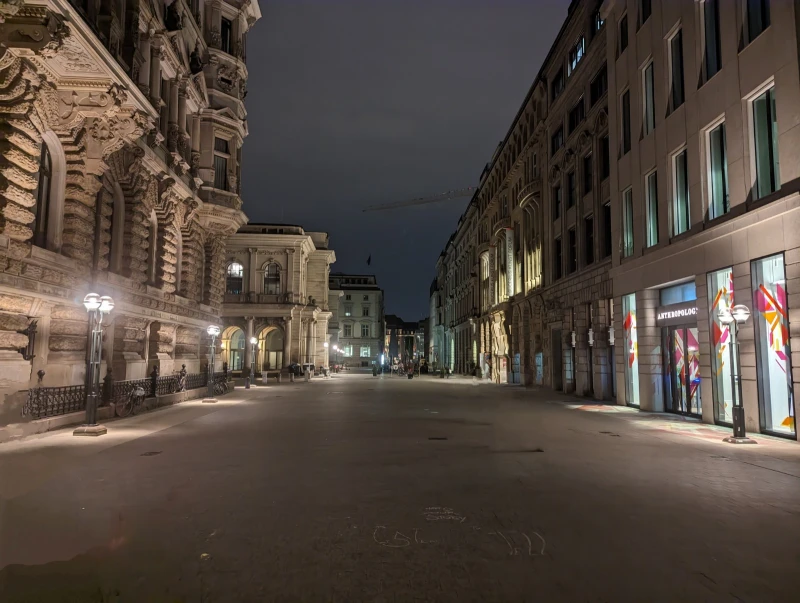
[{"left": 242, "top": 0, "right": 571, "bottom": 319}]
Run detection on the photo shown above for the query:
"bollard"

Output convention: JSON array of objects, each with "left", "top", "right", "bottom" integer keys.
[
  {"left": 245, "top": 376, "right": 250, "bottom": 389},
  {"left": 290, "top": 373, "right": 295, "bottom": 383}
]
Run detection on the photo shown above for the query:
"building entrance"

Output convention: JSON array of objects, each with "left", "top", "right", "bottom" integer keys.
[{"left": 663, "top": 326, "right": 702, "bottom": 416}]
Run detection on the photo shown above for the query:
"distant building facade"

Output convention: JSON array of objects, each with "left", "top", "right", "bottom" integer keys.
[
  {"left": 385, "top": 315, "right": 421, "bottom": 364},
  {"left": 329, "top": 274, "right": 384, "bottom": 367},
  {"left": 220, "top": 224, "right": 335, "bottom": 374}
]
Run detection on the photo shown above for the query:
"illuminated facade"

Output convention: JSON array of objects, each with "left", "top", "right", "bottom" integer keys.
[
  {"left": 0, "top": 0, "right": 259, "bottom": 424},
  {"left": 432, "top": 0, "right": 615, "bottom": 395},
  {"left": 602, "top": 0, "right": 798, "bottom": 438},
  {"left": 220, "top": 224, "right": 335, "bottom": 375},
  {"left": 329, "top": 273, "right": 384, "bottom": 367}
]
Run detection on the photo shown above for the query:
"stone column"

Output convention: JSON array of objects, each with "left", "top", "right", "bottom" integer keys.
[
  {"left": 635, "top": 289, "right": 663, "bottom": 412},
  {"left": 169, "top": 79, "right": 179, "bottom": 124},
  {"left": 177, "top": 81, "right": 188, "bottom": 134},
  {"left": 191, "top": 114, "right": 201, "bottom": 152},
  {"left": 310, "top": 320, "right": 318, "bottom": 366},
  {"left": 160, "top": 78, "right": 171, "bottom": 140},
  {"left": 244, "top": 317, "right": 254, "bottom": 377},
  {"left": 248, "top": 248, "right": 258, "bottom": 296},
  {"left": 138, "top": 34, "right": 151, "bottom": 96},
  {"left": 284, "top": 316, "right": 292, "bottom": 366},
  {"left": 149, "top": 44, "right": 162, "bottom": 108}
]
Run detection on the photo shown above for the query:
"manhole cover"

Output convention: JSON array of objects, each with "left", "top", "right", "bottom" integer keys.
[
  {"left": 140, "top": 451, "right": 162, "bottom": 457},
  {"left": 428, "top": 437, "right": 448, "bottom": 441}
]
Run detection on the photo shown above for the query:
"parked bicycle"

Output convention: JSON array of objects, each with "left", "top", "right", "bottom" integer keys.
[{"left": 115, "top": 386, "right": 147, "bottom": 418}]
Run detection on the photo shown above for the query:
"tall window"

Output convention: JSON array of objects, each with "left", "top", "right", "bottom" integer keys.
[
  {"left": 567, "top": 228, "right": 577, "bottom": 274},
  {"left": 592, "top": 9, "right": 604, "bottom": 35},
  {"left": 33, "top": 142, "right": 52, "bottom": 249},
  {"left": 551, "top": 68, "right": 565, "bottom": 100},
  {"left": 600, "top": 202, "right": 611, "bottom": 258},
  {"left": 344, "top": 324, "right": 352, "bottom": 337},
  {"left": 747, "top": 0, "right": 770, "bottom": 42},
  {"left": 622, "top": 293, "right": 640, "bottom": 406},
  {"left": 584, "top": 215, "right": 594, "bottom": 265},
  {"left": 670, "top": 29, "right": 685, "bottom": 110},
  {"left": 590, "top": 64, "right": 608, "bottom": 106},
  {"left": 226, "top": 262, "right": 244, "bottom": 294},
  {"left": 622, "top": 188, "right": 634, "bottom": 257},
  {"left": 704, "top": 0, "right": 722, "bottom": 79},
  {"left": 621, "top": 90, "right": 631, "bottom": 154},
  {"left": 708, "top": 267, "right": 735, "bottom": 425},
  {"left": 567, "top": 172, "right": 576, "bottom": 208},
  {"left": 583, "top": 154, "right": 593, "bottom": 194},
  {"left": 601, "top": 135, "right": 610, "bottom": 179},
  {"left": 362, "top": 306, "right": 370, "bottom": 316},
  {"left": 361, "top": 324, "right": 370, "bottom": 338},
  {"left": 214, "top": 137, "right": 230, "bottom": 191},
  {"left": 708, "top": 122, "right": 729, "bottom": 218},
  {"left": 643, "top": 61, "right": 655, "bottom": 135},
  {"left": 344, "top": 303, "right": 353, "bottom": 317},
  {"left": 554, "top": 237, "right": 563, "bottom": 280},
  {"left": 568, "top": 37, "right": 585, "bottom": 75},
  {"left": 752, "top": 86, "right": 780, "bottom": 199},
  {"left": 551, "top": 126, "right": 564, "bottom": 155},
  {"left": 221, "top": 17, "right": 233, "bottom": 53},
  {"left": 360, "top": 346, "right": 371, "bottom": 358},
  {"left": 673, "top": 149, "right": 690, "bottom": 235},
  {"left": 752, "top": 253, "right": 795, "bottom": 437},
  {"left": 568, "top": 98, "right": 585, "bottom": 133},
  {"left": 619, "top": 15, "right": 629, "bottom": 54},
  {"left": 264, "top": 262, "right": 281, "bottom": 294},
  {"left": 553, "top": 185, "right": 562, "bottom": 220},
  {"left": 639, "top": 0, "right": 652, "bottom": 25},
  {"left": 645, "top": 171, "right": 658, "bottom": 247}
]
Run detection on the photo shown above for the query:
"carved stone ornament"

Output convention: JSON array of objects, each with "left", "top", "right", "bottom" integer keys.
[
  {"left": 548, "top": 164, "right": 561, "bottom": 184},
  {"left": 42, "top": 32, "right": 103, "bottom": 74},
  {"left": 189, "top": 42, "right": 204, "bottom": 75},
  {"left": 594, "top": 109, "right": 608, "bottom": 134},
  {"left": 0, "top": 0, "right": 23, "bottom": 23},
  {"left": 578, "top": 129, "right": 592, "bottom": 149},
  {"left": 209, "top": 26, "right": 221, "bottom": 49},
  {"left": 216, "top": 64, "right": 239, "bottom": 94},
  {"left": 165, "top": 1, "right": 183, "bottom": 31}
]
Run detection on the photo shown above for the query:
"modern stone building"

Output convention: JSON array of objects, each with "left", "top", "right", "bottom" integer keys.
[
  {"left": 601, "top": 0, "right": 798, "bottom": 439},
  {"left": 431, "top": 0, "right": 615, "bottom": 394},
  {"left": 329, "top": 273, "right": 384, "bottom": 367},
  {"left": 220, "top": 224, "right": 335, "bottom": 375},
  {"left": 0, "top": 0, "right": 260, "bottom": 419}
]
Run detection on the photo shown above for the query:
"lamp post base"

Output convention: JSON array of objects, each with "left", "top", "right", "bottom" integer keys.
[
  {"left": 202, "top": 398, "right": 218, "bottom": 404},
  {"left": 73, "top": 424, "right": 108, "bottom": 437},
  {"left": 723, "top": 436, "right": 757, "bottom": 444}
]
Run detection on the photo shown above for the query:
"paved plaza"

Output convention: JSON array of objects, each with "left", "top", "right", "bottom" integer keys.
[{"left": 1, "top": 375, "right": 798, "bottom": 602}]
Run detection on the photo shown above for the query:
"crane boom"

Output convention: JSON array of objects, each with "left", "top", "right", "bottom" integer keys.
[{"left": 362, "top": 187, "right": 476, "bottom": 212}]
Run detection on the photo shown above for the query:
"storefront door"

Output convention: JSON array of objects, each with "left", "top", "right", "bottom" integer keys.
[{"left": 663, "top": 326, "right": 702, "bottom": 416}]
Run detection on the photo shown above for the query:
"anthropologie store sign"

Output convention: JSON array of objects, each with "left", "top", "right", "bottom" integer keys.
[{"left": 656, "top": 301, "right": 698, "bottom": 327}]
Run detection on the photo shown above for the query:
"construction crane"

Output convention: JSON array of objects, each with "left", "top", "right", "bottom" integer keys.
[{"left": 362, "top": 187, "right": 477, "bottom": 213}]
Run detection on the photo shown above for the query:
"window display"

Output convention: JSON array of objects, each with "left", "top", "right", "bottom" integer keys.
[
  {"left": 708, "top": 268, "right": 735, "bottom": 424},
  {"left": 622, "top": 293, "right": 640, "bottom": 406}
]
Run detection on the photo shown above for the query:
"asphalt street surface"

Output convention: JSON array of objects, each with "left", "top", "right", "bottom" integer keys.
[{"left": 1, "top": 374, "right": 799, "bottom": 602}]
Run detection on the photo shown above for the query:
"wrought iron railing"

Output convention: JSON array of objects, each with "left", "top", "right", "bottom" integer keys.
[
  {"left": 23, "top": 384, "right": 86, "bottom": 419},
  {"left": 110, "top": 377, "right": 151, "bottom": 404},
  {"left": 186, "top": 372, "right": 208, "bottom": 390},
  {"left": 156, "top": 375, "right": 180, "bottom": 396}
]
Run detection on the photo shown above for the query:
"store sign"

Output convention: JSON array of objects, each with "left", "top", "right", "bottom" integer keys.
[{"left": 656, "top": 301, "right": 698, "bottom": 326}]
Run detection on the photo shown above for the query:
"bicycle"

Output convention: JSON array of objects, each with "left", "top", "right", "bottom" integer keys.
[
  {"left": 114, "top": 386, "right": 147, "bottom": 418},
  {"left": 212, "top": 379, "right": 229, "bottom": 396}
]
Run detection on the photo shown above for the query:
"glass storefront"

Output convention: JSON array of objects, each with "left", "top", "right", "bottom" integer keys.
[
  {"left": 663, "top": 326, "right": 702, "bottom": 416},
  {"left": 708, "top": 268, "right": 735, "bottom": 424},
  {"left": 752, "top": 254, "right": 795, "bottom": 437},
  {"left": 622, "top": 293, "right": 640, "bottom": 407}
]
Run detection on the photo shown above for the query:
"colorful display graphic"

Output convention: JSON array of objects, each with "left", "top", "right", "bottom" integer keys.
[
  {"left": 752, "top": 255, "right": 795, "bottom": 436},
  {"left": 709, "top": 268, "right": 734, "bottom": 424},
  {"left": 622, "top": 294, "right": 640, "bottom": 407}
]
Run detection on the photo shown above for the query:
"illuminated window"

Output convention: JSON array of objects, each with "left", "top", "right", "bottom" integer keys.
[{"left": 226, "top": 262, "right": 244, "bottom": 294}]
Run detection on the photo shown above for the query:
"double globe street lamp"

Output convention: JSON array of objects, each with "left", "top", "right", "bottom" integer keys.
[
  {"left": 718, "top": 302, "right": 756, "bottom": 444},
  {"left": 74, "top": 293, "right": 114, "bottom": 437},
  {"left": 246, "top": 336, "right": 258, "bottom": 389}
]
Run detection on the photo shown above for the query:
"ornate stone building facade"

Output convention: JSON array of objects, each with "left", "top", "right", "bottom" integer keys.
[
  {"left": 432, "top": 0, "right": 615, "bottom": 397},
  {"left": 0, "top": 0, "right": 259, "bottom": 420},
  {"left": 220, "top": 224, "right": 335, "bottom": 375}
]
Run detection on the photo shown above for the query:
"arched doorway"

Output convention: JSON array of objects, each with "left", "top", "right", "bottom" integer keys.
[
  {"left": 257, "top": 326, "right": 284, "bottom": 372},
  {"left": 222, "top": 326, "right": 245, "bottom": 373}
]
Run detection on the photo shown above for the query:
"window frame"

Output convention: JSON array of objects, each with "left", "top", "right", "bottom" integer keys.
[
  {"left": 672, "top": 147, "right": 691, "bottom": 236},
  {"left": 584, "top": 214, "right": 595, "bottom": 266},
  {"left": 554, "top": 237, "right": 563, "bottom": 280},
  {"left": 221, "top": 17, "right": 233, "bottom": 54},
  {"left": 552, "top": 185, "right": 562, "bottom": 220},
  {"left": 619, "top": 13, "right": 629, "bottom": 54},
  {"left": 226, "top": 261, "right": 244, "bottom": 295},
  {"left": 745, "top": 0, "right": 771, "bottom": 44},
  {"left": 705, "top": 116, "right": 729, "bottom": 220},
  {"left": 263, "top": 262, "right": 281, "bottom": 295},
  {"left": 645, "top": 169, "right": 659, "bottom": 247},
  {"left": 621, "top": 88, "right": 632, "bottom": 155},
  {"left": 668, "top": 26, "right": 685, "bottom": 111},
  {"left": 583, "top": 154, "right": 593, "bottom": 194},
  {"left": 703, "top": 0, "right": 722, "bottom": 80},
  {"left": 568, "top": 36, "right": 586, "bottom": 76},
  {"left": 213, "top": 136, "right": 231, "bottom": 191},
  {"left": 748, "top": 81, "right": 780, "bottom": 200},
  {"left": 642, "top": 59, "right": 655, "bottom": 136},
  {"left": 590, "top": 64, "right": 608, "bottom": 106},
  {"left": 622, "top": 187, "right": 634, "bottom": 258}
]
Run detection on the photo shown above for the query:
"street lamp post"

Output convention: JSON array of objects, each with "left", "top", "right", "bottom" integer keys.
[
  {"left": 205, "top": 325, "right": 221, "bottom": 402},
  {"left": 719, "top": 303, "right": 756, "bottom": 444},
  {"left": 74, "top": 293, "right": 114, "bottom": 437},
  {"left": 247, "top": 336, "right": 258, "bottom": 388}
]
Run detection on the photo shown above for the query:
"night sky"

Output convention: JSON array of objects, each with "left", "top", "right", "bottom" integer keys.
[{"left": 241, "top": 0, "right": 571, "bottom": 319}]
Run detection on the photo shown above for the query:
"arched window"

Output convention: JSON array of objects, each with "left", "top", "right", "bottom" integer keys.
[
  {"left": 264, "top": 262, "right": 281, "bottom": 295},
  {"left": 226, "top": 262, "right": 244, "bottom": 294},
  {"left": 33, "top": 143, "right": 52, "bottom": 249}
]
